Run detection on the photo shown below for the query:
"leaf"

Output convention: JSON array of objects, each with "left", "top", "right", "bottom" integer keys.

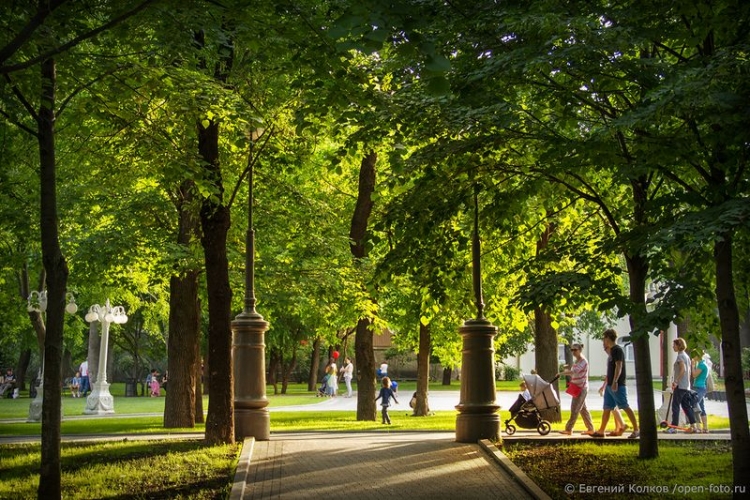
[
  {"left": 425, "top": 54, "right": 451, "bottom": 73},
  {"left": 426, "top": 76, "right": 450, "bottom": 96}
]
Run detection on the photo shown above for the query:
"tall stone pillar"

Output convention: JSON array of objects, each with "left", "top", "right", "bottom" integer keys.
[
  {"left": 233, "top": 311, "right": 270, "bottom": 441},
  {"left": 455, "top": 317, "right": 500, "bottom": 443}
]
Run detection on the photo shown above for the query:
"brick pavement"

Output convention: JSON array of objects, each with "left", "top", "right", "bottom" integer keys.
[{"left": 236, "top": 432, "right": 541, "bottom": 500}]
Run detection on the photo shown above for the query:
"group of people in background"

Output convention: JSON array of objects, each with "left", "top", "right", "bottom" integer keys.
[
  {"left": 65, "top": 360, "right": 167, "bottom": 398},
  {"left": 316, "top": 355, "right": 401, "bottom": 425},
  {"left": 1, "top": 367, "right": 17, "bottom": 398},
  {"left": 317, "top": 356, "right": 355, "bottom": 398},
  {"left": 560, "top": 328, "right": 712, "bottom": 438},
  {"left": 146, "top": 369, "right": 167, "bottom": 397}
]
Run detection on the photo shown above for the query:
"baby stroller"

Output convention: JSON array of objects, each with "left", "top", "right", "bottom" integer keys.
[{"left": 504, "top": 374, "right": 560, "bottom": 436}]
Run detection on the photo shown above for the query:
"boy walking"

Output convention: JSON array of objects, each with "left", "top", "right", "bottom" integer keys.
[{"left": 375, "top": 377, "right": 399, "bottom": 424}]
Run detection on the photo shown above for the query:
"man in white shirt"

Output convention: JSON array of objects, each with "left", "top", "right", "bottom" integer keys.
[{"left": 79, "top": 360, "right": 90, "bottom": 396}]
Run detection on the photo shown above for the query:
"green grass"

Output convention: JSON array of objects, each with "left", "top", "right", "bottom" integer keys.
[
  {"left": 271, "top": 410, "right": 458, "bottom": 431},
  {"left": 0, "top": 417, "right": 201, "bottom": 436},
  {"left": 503, "top": 440, "right": 734, "bottom": 500},
  {"left": 0, "top": 440, "right": 239, "bottom": 500}
]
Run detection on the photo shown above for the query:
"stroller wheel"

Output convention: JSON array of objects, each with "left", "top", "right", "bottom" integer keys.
[
  {"left": 537, "top": 421, "right": 552, "bottom": 436},
  {"left": 505, "top": 424, "right": 516, "bottom": 436}
]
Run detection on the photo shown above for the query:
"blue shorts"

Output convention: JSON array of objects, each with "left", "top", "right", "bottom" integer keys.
[{"left": 603, "top": 384, "right": 630, "bottom": 410}]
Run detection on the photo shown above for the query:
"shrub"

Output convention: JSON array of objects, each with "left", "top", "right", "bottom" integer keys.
[{"left": 502, "top": 365, "right": 520, "bottom": 381}]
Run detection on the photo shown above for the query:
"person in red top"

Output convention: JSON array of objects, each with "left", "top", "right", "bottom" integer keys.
[{"left": 560, "top": 344, "right": 595, "bottom": 435}]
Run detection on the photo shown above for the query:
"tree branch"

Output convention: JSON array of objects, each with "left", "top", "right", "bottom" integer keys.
[
  {"left": 3, "top": 74, "right": 39, "bottom": 123},
  {"left": 0, "top": 0, "right": 68, "bottom": 68},
  {"left": 0, "top": 0, "right": 156, "bottom": 74}
]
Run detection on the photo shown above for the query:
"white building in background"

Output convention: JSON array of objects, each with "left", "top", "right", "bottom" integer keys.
[{"left": 502, "top": 316, "right": 683, "bottom": 381}]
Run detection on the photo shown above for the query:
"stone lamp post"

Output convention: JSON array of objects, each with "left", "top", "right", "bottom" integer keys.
[
  {"left": 455, "top": 187, "right": 501, "bottom": 443},
  {"left": 26, "top": 290, "right": 78, "bottom": 422},
  {"left": 83, "top": 299, "right": 127, "bottom": 415},
  {"left": 232, "top": 132, "right": 270, "bottom": 441}
]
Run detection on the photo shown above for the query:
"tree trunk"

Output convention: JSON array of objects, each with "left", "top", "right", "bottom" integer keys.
[
  {"left": 88, "top": 322, "right": 100, "bottom": 386},
  {"left": 534, "top": 306, "right": 561, "bottom": 423},
  {"left": 355, "top": 318, "right": 376, "bottom": 420},
  {"left": 533, "top": 222, "right": 561, "bottom": 422},
  {"left": 37, "top": 56, "right": 69, "bottom": 500},
  {"left": 441, "top": 367, "right": 452, "bottom": 386},
  {"left": 350, "top": 151, "right": 377, "bottom": 421},
  {"left": 164, "top": 179, "right": 201, "bottom": 428},
  {"left": 281, "top": 349, "right": 296, "bottom": 395},
  {"left": 199, "top": 118, "right": 234, "bottom": 445},
  {"left": 268, "top": 349, "right": 280, "bottom": 395},
  {"left": 413, "top": 320, "right": 431, "bottom": 416},
  {"left": 622, "top": 179, "right": 660, "bottom": 461},
  {"left": 714, "top": 234, "right": 750, "bottom": 493},
  {"left": 194, "top": 341, "right": 204, "bottom": 424},
  {"left": 625, "top": 253, "right": 658, "bottom": 458},
  {"left": 16, "top": 349, "right": 31, "bottom": 391},
  {"left": 61, "top": 348, "right": 72, "bottom": 380},
  {"left": 308, "top": 337, "right": 321, "bottom": 391},
  {"left": 164, "top": 271, "right": 200, "bottom": 427}
]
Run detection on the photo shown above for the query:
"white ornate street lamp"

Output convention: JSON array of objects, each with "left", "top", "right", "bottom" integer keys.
[
  {"left": 83, "top": 299, "right": 127, "bottom": 415},
  {"left": 26, "top": 290, "right": 78, "bottom": 422}
]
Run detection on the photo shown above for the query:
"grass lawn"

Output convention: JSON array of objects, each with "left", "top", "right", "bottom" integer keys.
[
  {"left": 503, "top": 440, "right": 734, "bottom": 500},
  {"left": 0, "top": 440, "right": 238, "bottom": 500}
]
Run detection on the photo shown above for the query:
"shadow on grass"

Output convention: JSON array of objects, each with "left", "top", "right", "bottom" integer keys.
[{"left": 0, "top": 440, "right": 238, "bottom": 500}]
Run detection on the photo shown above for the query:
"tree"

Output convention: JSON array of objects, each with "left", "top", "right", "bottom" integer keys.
[
  {"left": 351, "top": 152, "right": 378, "bottom": 421},
  {"left": 0, "top": 3, "right": 161, "bottom": 496}
]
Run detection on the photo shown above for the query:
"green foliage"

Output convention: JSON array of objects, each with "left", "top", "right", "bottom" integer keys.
[{"left": 499, "top": 364, "right": 520, "bottom": 382}]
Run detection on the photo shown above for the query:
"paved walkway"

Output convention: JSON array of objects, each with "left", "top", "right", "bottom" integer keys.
[
  {"left": 232, "top": 432, "right": 547, "bottom": 500},
  {"left": 273, "top": 385, "right": 743, "bottom": 419}
]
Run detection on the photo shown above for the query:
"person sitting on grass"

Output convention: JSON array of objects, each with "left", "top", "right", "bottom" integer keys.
[
  {"left": 1, "top": 368, "right": 17, "bottom": 398},
  {"left": 70, "top": 371, "right": 82, "bottom": 398}
]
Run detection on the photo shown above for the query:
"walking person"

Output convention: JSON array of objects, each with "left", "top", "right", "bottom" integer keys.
[
  {"left": 150, "top": 369, "right": 161, "bottom": 397},
  {"left": 375, "top": 376, "right": 399, "bottom": 424},
  {"left": 342, "top": 357, "right": 354, "bottom": 398},
  {"left": 590, "top": 329, "right": 640, "bottom": 439},
  {"left": 596, "top": 344, "right": 629, "bottom": 436},
  {"left": 691, "top": 349, "right": 709, "bottom": 433},
  {"left": 78, "top": 360, "right": 90, "bottom": 397},
  {"left": 377, "top": 361, "right": 388, "bottom": 379},
  {"left": 668, "top": 338, "right": 698, "bottom": 433},
  {"left": 325, "top": 358, "right": 338, "bottom": 397},
  {"left": 560, "top": 344, "right": 595, "bottom": 435}
]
